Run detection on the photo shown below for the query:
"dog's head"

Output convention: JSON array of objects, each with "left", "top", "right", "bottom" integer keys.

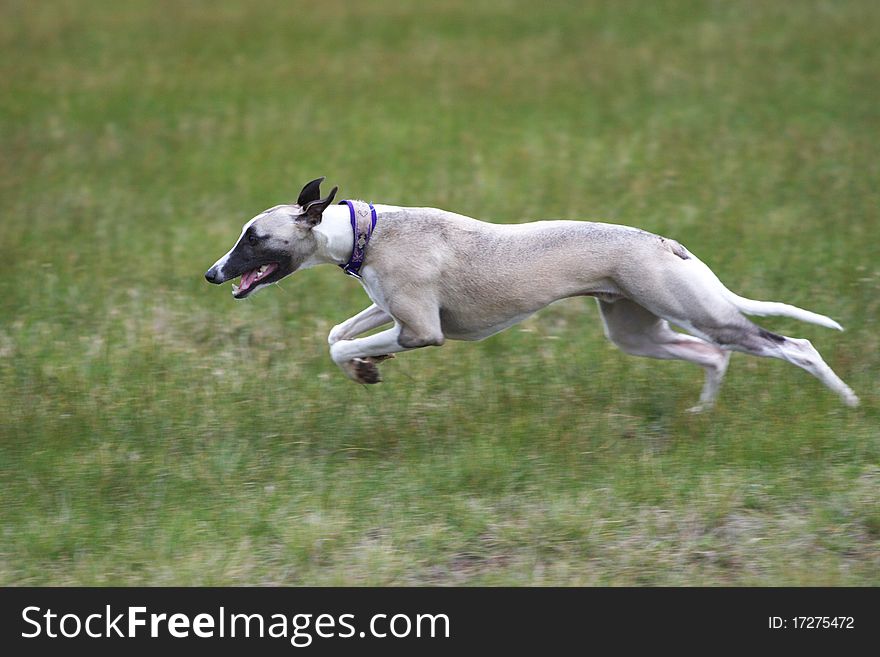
[{"left": 204, "top": 177, "right": 337, "bottom": 299}]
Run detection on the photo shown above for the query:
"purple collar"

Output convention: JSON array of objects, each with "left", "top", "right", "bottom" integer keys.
[{"left": 338, "top": 200, "right": 377, "bottom": 279}]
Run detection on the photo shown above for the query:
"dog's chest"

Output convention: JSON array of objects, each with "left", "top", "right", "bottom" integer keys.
[{"left": 357, "top": 272, "right": 391, "bottom": 313}]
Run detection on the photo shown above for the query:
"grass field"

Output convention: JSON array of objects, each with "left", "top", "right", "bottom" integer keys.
[{"left": 1, "top": 0, "right": 878, "bottom": 585}]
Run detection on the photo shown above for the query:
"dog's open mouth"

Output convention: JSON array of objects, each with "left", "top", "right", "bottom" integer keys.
[{"left": 232, "top": 262, "right": 280, "bottom": 298}]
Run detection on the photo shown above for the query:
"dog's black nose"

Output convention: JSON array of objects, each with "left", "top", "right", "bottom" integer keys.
[{"left": 205, "top": 268, "right": 218, "bottom": 283}]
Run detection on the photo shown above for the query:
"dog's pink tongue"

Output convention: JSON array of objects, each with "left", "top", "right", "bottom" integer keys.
[{"left": 240, "top": 270, "right": 255, "bottom": 291}]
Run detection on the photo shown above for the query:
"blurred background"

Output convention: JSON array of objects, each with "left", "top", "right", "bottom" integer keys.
[{"left": 0, "top": 0, "right": 877, "bottom": 584}]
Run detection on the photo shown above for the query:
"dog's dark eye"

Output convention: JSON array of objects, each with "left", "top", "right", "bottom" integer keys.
[{"left": 248, "top": 233, "right": 258, "bottom": 246}]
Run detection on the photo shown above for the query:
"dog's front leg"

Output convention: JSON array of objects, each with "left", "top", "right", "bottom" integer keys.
[
  {"left": 329, "top": 319, "right": 444, "bottom": 384},
  {"left": 327, "top": 304, "right": 392, "bottom": 346}
]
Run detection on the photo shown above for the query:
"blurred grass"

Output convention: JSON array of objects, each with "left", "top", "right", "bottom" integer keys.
[{"left": 1, "top": 0, "right": 878, "bottom": 585}]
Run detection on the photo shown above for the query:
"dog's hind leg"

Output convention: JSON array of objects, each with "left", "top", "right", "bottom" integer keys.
[
  {"left": 598, "top": 299, "right": 731, "bottom": 411},
  {"left": 614, "top": 251, "right": 857, "bottom": 407},
  {"left": 689, "top": 322, "right": 860, "bottom": 407}
]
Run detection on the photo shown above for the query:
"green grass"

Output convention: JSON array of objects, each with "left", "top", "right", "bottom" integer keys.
[{"left": 1, "top": 0, "right": 878, "bottom": 585}]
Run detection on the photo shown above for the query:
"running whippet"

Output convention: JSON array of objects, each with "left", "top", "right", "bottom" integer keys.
[{"left": 205, "top": 177, "right": 859, "bottom": 410}]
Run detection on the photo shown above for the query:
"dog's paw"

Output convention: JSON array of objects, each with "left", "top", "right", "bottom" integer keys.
[
  {"left": 686, "top": 401, "right": 715, "bottom": 414},
  {"left": 349, "top": 358, "right": 382, "bottom": 384}
]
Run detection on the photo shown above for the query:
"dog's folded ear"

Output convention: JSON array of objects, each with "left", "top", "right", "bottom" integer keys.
[
  {"left": 297, "top": 185, "right": 338, "bottom": 227},
  {"left": 297, "top": 177, "right": 325, "bottom": 207}
]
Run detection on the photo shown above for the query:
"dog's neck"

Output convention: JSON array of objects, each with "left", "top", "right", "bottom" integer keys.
[
  {"left": 306, "top": 204, "right": 355, "bottom": 268},
  {"left": 304, "top": 202, "right": 400, "bottom": 271}
]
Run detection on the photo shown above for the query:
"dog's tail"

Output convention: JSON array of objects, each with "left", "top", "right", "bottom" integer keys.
[
  {"left": 722, "top": 291, "right": 844, "bottom": 331},
  {"left": 688, "top": 255, "right": 844, "bottom": 331}
]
